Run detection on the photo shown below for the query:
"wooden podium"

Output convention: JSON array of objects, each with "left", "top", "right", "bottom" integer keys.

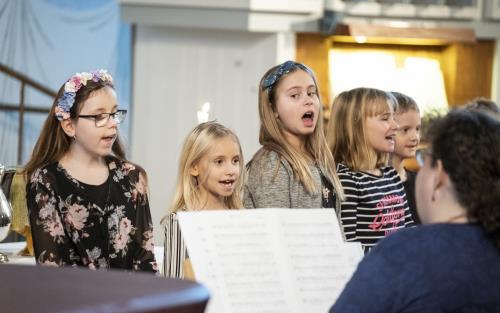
[{"left": 0, "top": 264, "right": 209, "bottom": 313}]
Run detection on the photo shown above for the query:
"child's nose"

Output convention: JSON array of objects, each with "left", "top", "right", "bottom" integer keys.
[
  {"left": 107, "top": 115, "right": 118, "bottom": 128},
  {"left": 304, "top": 94, "right": 315, "bottom": 105},
  {"left": 390, "top": 119, "right": 399, "bottom": 130},
  {"left": 411, "top": 130, "right": 420, "bottom": 141},
  {"left": 226, "top": 164, "right": 239, "bottom": 175}
]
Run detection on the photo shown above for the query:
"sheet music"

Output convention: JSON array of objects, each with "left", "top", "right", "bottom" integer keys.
[{"left": 177, "top": 209, "right": 363, "bottom": 313}]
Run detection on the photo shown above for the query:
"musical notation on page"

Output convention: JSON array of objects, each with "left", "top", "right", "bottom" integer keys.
[{"left": 177, "top": 209, "right": 363, "bottom": 313}]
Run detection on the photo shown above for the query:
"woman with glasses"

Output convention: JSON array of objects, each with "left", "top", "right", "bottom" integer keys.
[
  {"left": 330, "top": 108, "right": 500, "bottom": 312},
  {"left": 24, "top": 70, "right": 157, "bottom": 272}
]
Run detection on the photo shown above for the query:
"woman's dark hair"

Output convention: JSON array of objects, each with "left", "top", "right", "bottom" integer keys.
[
  {"left": 463, "top": 97, "right": 500, "bottom": 119},
  {"left": 428, "top": 108, "right": 500, "bottom": 247}
]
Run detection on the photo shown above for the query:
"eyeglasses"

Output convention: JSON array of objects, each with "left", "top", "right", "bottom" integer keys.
[
  {"left": 78, "top": 110, "right": 127, "bottom": 127},
  {"left": 415, "top": 148, "right": 432, "bottom": 167}
]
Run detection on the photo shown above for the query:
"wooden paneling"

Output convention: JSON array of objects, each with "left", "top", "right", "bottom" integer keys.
[
  {"left": 296, "top": 33, "right": 331, "bottom": 107},
  {"left": 335, "top": 23, "right": 475, "bottom": 44},
  {"left": 442, "top": 40, "right": 495, "bottom": 106},
  {"left": 295, "top": 33, "right": 495, "bottom": 111}
]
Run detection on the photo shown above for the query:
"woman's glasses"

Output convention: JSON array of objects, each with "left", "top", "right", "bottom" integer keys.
[
  {"left": 415, "top": 148, "right": 432, "bottom": 167},
  {"left": 78, "top": 110, "right": 127, "bottom": 127}
]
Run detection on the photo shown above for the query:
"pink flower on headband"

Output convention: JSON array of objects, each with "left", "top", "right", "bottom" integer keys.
[{"left": 55, "top": 69, "right": 113, "bottom": 121}]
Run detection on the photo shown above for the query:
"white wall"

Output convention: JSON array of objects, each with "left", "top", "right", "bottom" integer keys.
[{"left": 131, "top": 26, "right": 295, "bottom": 244}]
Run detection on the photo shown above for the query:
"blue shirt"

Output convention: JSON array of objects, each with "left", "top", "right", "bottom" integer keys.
[{"left": 330, "top": 223, "right": 500, "bottom": 313}]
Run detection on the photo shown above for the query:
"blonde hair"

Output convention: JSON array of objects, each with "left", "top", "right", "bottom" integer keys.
[
  {"left": 248, "top": 61, "right": 344, "bottom": 199},
  {"left": 327, "top": 87, "right": 397, "bottom": 171},
  {"left": 166, "top": 121, "right": 244, "bottom": 217}
]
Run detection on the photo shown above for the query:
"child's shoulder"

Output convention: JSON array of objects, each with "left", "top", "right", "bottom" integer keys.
[
  {"left": 337, "top": 163, "right": 398, "bottom": 181},
  {"left": 107, "top": 156, "right": 147, "bottom": 178},
  {"left": 247, "top": 148, "right": 293, "bottom": 180},
  {"left": 249, "top": 148, "right": 283, "bottom": 167},
  {"left": 29, "top": 162, "right": 61, "bottom": 184},
  {"left": 336, "top": 163, "right": 361, "bottom": 177},
  {"left": 336, "top": 163, "right": 350, "bottom": 173},
  {"left": 165, "top": 211, "right": 178, "bottom": 221},
  {"left": 336, "top": 164, "right": 367, "bottom": 186},
  {"left": 380, "top": 165, "right": 399, "bottom": 177}
]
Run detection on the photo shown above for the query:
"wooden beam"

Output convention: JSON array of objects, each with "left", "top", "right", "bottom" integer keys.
[
  {"left": 0, "top": 63, "right": 57, "bottom": 98},
  {"left": 334, "top": 23, "right": 476, "bottom": 44}
]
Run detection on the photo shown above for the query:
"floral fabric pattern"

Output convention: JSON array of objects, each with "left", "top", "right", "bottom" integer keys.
[{"left": 27, "top": 156, "right": 157, "bottom": 273}]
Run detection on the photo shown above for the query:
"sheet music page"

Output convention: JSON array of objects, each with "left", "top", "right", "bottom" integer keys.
[{"left": 177, "top": 209, "right": 363, "bottom": 313}]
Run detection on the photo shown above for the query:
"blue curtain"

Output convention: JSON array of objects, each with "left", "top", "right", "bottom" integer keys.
[{"left": 0, "top": 0, "right": 131, "bottom": 165}]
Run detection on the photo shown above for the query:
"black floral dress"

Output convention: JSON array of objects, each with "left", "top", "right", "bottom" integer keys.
[{"left": 27, "top": 156, "right": 157, "bottom": 273}]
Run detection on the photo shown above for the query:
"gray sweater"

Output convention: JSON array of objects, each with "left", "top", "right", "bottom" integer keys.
[{"left": 243, "top": 149, "right": 323, "bottom": 208}]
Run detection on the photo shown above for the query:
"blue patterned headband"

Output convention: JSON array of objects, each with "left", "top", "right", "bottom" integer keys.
[{"left": 262, "top": 61, "right": 311, "bottom": 90}]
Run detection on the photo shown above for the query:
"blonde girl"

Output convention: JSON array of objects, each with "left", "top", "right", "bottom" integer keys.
[
  {"left": 163, "top": 121, "right": 244, "bottom": 278},
  {"left": 25, "top": 70, "right": 157, "bottom": 272},
  {"left": 244, "top": 60, "right": 343, "bottom": 209},
  {"left": 327, "top": 87, "right": 414, "bottom": 253}
]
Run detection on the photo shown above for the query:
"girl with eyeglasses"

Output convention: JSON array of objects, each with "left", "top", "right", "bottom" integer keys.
[{"left": 24, "top": 70, "right": 157, "bottom": 272}]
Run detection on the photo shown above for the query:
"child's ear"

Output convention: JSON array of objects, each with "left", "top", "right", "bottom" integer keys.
[
  {"left": 431, "top": 159, "right": 449, "bottom": 202},
  {"left": 60, "top": 119, "right": 76, "bottom": 138},
  {"left": 434, "top": 160, "right": 450, "bottom": 189},
  {"left": 189, "top": 164, "right": 199, "bottom": 177}
]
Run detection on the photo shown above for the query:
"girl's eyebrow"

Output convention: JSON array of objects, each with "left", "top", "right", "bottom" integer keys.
[
  {"left": 286, "top": 84, "right": 316, "bottom": 92},
  {"left": 89, "top": 104, "right": 118, "bottom": 114},
  {"left": 88, "top": 107, "right": 106, "bottom": 114},
  {"left": 212, "top": 153, "right": 241, "bottom": 159},
  {"left": 286, "top": 86, "right": 301, "bottom": 92}
]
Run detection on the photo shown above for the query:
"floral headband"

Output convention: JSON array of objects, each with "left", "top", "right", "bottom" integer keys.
[
  {"left": 262, "top": 60, "right": 311, "bottom": 90},
  {"left": 55, "top": 69, "right": 113, "bottom": 121}
]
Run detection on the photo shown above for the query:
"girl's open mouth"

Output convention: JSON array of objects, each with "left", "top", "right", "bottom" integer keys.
[{"left": 302, "top": 112, "right": 314, "bottom": 127}]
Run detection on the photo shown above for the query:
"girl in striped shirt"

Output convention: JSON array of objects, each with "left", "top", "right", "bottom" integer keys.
[
  {"left": 326, "top": 87, "right": 414, "bottom": 253},
  {"left": 162, "top": 121, "right": 245, "bottom": 278}
]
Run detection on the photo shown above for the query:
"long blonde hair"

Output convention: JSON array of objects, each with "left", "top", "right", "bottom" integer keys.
[
  {"left": 248, "top": 61, "right": 344, "bottom": 199},
  {"left": 326, "top": 87, "right": 397, "bottom": 171},
  {"left": 24, "top": 79, "right": 125, "bottom": 179},
  {"left": 166, "top": 121, "right": 244, "bottom": 217}
]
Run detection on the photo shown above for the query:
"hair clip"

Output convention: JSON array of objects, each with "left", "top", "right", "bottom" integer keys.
[{"left": 262, "top": 61, "right": 312, "bottom": 91}]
